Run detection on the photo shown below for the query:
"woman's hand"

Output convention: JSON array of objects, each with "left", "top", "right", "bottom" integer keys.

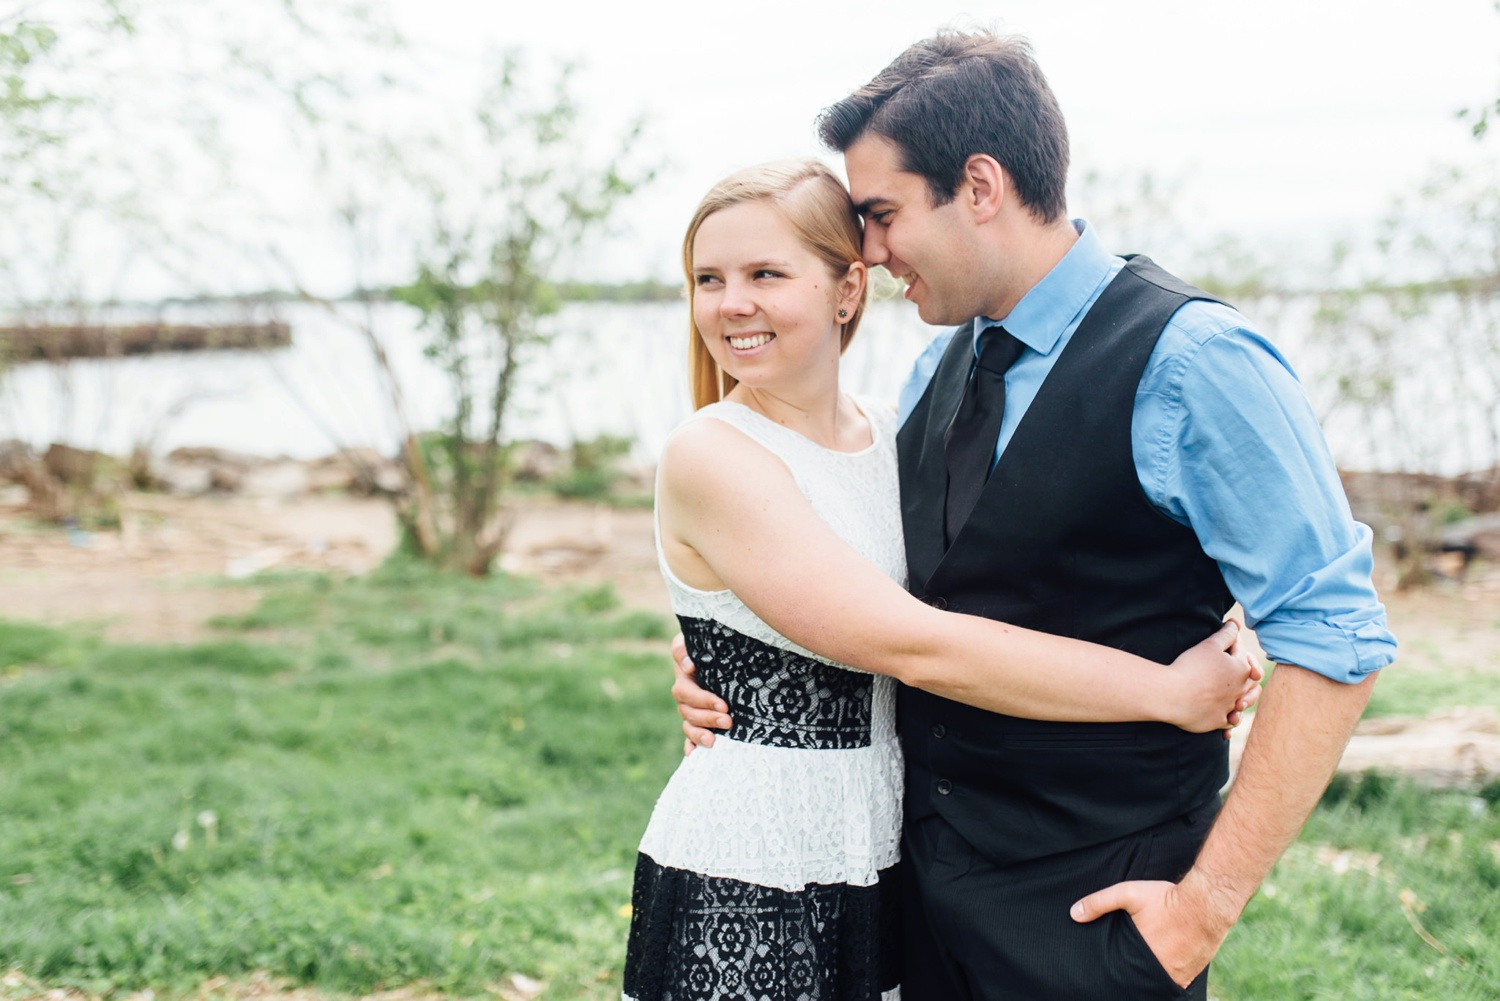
[{"left": 1167, "top": 620, "right": 1264, "bottom": 734}]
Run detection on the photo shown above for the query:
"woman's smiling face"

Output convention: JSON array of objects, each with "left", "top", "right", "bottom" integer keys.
[{"left": 690, "top": 199, "right": 852, "bottom": 393}]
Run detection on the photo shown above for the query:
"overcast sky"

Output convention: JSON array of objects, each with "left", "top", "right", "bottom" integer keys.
[
  {"left": 377, "top": 0, "right": 1498, "bottom": 283},
  {"left": 27, "top": 0, "right": 1496, "bottom": 299}
]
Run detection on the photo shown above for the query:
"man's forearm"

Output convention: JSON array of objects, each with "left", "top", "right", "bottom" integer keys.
[{"left": 1181, "top": 663, "right": 1378, "bottom": 927}]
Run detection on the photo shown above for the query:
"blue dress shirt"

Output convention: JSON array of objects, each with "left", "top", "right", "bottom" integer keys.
[{"left": 896, "top": 222, "right": 1396, "bottom": 684}]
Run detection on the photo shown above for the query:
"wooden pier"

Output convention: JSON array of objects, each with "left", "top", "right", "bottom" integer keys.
[{"left": 0, "top": 322, "right": 292, "bottom": 361}]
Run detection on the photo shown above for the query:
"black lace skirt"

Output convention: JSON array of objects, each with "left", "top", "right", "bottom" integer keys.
[{"left": 622, "top": 853, "right": 901, "bottom": 1001}]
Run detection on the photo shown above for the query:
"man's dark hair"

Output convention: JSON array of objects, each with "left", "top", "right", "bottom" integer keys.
[{"left": 817, "top": 30, "right": 1070, "bottom": 222}]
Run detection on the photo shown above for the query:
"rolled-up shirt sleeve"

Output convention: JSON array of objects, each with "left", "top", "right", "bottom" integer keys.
[{"left": 1135, "top": 303, "right": 1397, "bottom": 683}]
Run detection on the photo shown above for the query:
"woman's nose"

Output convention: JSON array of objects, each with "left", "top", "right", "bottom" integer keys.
[{"left": 719, "top": 281, "right": 755, "bottom": 316}]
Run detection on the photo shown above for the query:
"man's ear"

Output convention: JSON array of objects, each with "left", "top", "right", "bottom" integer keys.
[{"left": 963, "top": 154, "right": 1007, "bottom": 225}]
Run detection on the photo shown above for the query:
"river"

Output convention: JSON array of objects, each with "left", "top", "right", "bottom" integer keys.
[{"left": 1, "top": 296, "right": 1494, "bottom": 476}]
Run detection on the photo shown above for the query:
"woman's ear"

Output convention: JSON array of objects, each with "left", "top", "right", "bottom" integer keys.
[{"left": 838, "top": 260, "right": 867, "bottom": 315}]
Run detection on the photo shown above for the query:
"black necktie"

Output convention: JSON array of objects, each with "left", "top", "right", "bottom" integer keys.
[{"left": 944, "top": 326, "right": 1025, "bottom": 545}]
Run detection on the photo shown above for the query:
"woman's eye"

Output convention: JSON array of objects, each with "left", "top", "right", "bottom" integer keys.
[
  {"left": 753, "top": 269, "right": 783, "bottom": 280},
  {"left": 694, "top": 274, "right": 722, "bottom": 287}
]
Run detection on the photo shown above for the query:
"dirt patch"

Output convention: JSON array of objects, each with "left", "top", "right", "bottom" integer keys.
[
  {"left": 0, "top": 492, "right": 393, "bottom": 643},
  {"left": 1367, "top": 572, "right": 1500, "bottom": 677},
  {"left": 0, "top": 491, "right": 664, "bottom": 643},
  {"left": 497, "top": 496, "right": 667, "bottom": 615}
]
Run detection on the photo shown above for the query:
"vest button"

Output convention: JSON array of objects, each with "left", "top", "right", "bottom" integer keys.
[
  {"left": 936, "top": 779, "right": 953, "bottom": 796},
  {"left": 928, "top": 596, "right": 948, "bottom": 610},
  {"left": 931, "top": 723, "right": 947, "bottom": 738}
]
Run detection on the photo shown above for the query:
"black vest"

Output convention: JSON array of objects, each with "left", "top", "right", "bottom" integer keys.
[{"left": 896, "top": 256, "right": 1235, "bottom": 867}]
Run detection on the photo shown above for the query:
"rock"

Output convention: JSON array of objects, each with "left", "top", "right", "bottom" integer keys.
[
  {"left": 1231, "top": 707, "right": 1500, "bottom": 788},
  {"left": 1439, "top": 513, "right": 1500, "bottom": 563},
  {"left": 304, "top": 448, "right": 407, "bottom": 495},
  {"left": 1355, "top": 706, "right": 1499, "bottom": 736},
  {"left": 305, "top": 453, "right": 358, "bottom": 493},
  {"left": 155, "top": 447, "right": 265, "bottom": 494},
  {"left": 155, "top": 448, "right": 309, "bottom": 497},
  {"left": 0, "top": 444, "right": 68, "bottom": 518},
  {"left": 342, "top": 453, "right": 405, "bottom": 498},
  {"left": 226, "top": 547, "right": 289, "bottom": 579},
  {"left": 496, "top": 973, "right": 545, "bottom": 1001},
  {"left": 616, "top": 456, "right": 657, "bottom": 493},
  {"left": 43, "top": 443, "right": 106, "bottom": 487},
  {"left": 240, "top": 460, "right": 310, "bottom": 499},
  {"left": 1341, "top": 468, "right": 1500, "bottom": 525},
  {"left": 165, "top": 446, "right": 263, "bottom": 469},
  {"left": 0, "top": 439, "right": 34, "bottom": 480},
  {"left": 209, "top": 465, "right": 246, "bottom": 492},
  {"left": 511, "top": 440, "right": 566, "bottom": 482},
  {"left": 370, "top": 462, "right": 407, "bottom": 494},
  {"left": 149, "top": 457, "right": 214, "bottom": 496}
]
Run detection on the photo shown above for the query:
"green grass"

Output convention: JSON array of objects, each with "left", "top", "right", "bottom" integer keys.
[
  {"left": 1202, "top": 660, "right": 1500, "bottom": 998},
  {"left": 0, "top": 559, "right": 678, "bottom": 999},
  {"left": 3, "top": 565, "right": 1500, "bottom": 999},
  {"left": 1362, "top": 661, "right": 1500, "bottom": 719},
  {"left": 1215, "top": 773, "right": 1500, "bottom": 999}
]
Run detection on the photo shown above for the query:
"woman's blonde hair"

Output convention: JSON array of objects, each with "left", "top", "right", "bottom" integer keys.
[{"left": 682, "top": 160, "right": 867, "bottom": 410}]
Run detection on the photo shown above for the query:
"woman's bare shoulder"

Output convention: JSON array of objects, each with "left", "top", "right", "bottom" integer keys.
[{"left": 658, "top": 414, "right": 789, "bottom": 501}]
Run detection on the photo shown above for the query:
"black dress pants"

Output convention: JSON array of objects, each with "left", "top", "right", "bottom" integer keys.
[{"left": 901, "top": 801, "right": 1219, "bottom": 1001}]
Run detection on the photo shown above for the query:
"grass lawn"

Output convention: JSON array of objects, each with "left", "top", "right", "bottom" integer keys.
[
  {"left": 0, "top": 559, "right": 678, "bottom": 999},
  {"left": 1214, "top": 769, "right": 1500, "bottom": 1000},
  {"left": 1, "top": 559, "right": 1497, "bottom": 999}
]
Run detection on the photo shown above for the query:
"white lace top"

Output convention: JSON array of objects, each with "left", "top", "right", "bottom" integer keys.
[{"left": 639, "top": 396, "right": 908, "bottom": 892}]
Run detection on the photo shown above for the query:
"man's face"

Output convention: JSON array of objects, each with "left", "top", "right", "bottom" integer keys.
[{"left": 845, "top": 134, "right": 986, "bottom": 326}]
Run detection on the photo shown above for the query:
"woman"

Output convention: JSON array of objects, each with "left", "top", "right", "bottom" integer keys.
[{"left": 621, "top": 161, "right": 1258, "bottom": 1001}]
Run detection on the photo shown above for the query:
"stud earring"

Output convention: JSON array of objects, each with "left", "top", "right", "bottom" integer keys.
[{"left": 838, "top": 308, "right": 849, "bottom": 320}]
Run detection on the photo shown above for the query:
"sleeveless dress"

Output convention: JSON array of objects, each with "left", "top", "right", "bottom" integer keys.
[{"left": 622, "top": 398, "right": 907, "bottom": 1001}]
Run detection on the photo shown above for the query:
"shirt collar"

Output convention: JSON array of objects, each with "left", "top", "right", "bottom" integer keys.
[{"left": 972, "top": 219, "right": 1113, "bottom": 357}]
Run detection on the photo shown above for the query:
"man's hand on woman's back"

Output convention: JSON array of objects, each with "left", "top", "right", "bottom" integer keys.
[{"left": 671, "top": 632, "right": 733, "bottom": 754}]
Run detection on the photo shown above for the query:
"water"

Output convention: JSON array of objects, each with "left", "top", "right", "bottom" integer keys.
[
  {"left": 0, "top": 300, "right": 940, "bottom": 464},
  {"left": 2, "top": 296, "right": 1495, "bottom": 476}
]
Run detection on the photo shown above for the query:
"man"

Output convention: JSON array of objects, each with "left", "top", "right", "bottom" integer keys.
[{"left": 674, "top": 29, "right": 1395, "bottom": 999}]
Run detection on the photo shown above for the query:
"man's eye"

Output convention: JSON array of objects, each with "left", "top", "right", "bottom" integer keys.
[{"left": 871, "top": 211, "right": 893, "bottom": 225}]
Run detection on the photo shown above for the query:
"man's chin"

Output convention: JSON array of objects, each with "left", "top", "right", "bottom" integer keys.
[{"left": 913, "top": 298, "right": 968, "bottom": 327}]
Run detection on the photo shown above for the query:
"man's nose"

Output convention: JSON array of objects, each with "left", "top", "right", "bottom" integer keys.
[{"left": 861, "top": 227, "right": 889, "bottom": 267}]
